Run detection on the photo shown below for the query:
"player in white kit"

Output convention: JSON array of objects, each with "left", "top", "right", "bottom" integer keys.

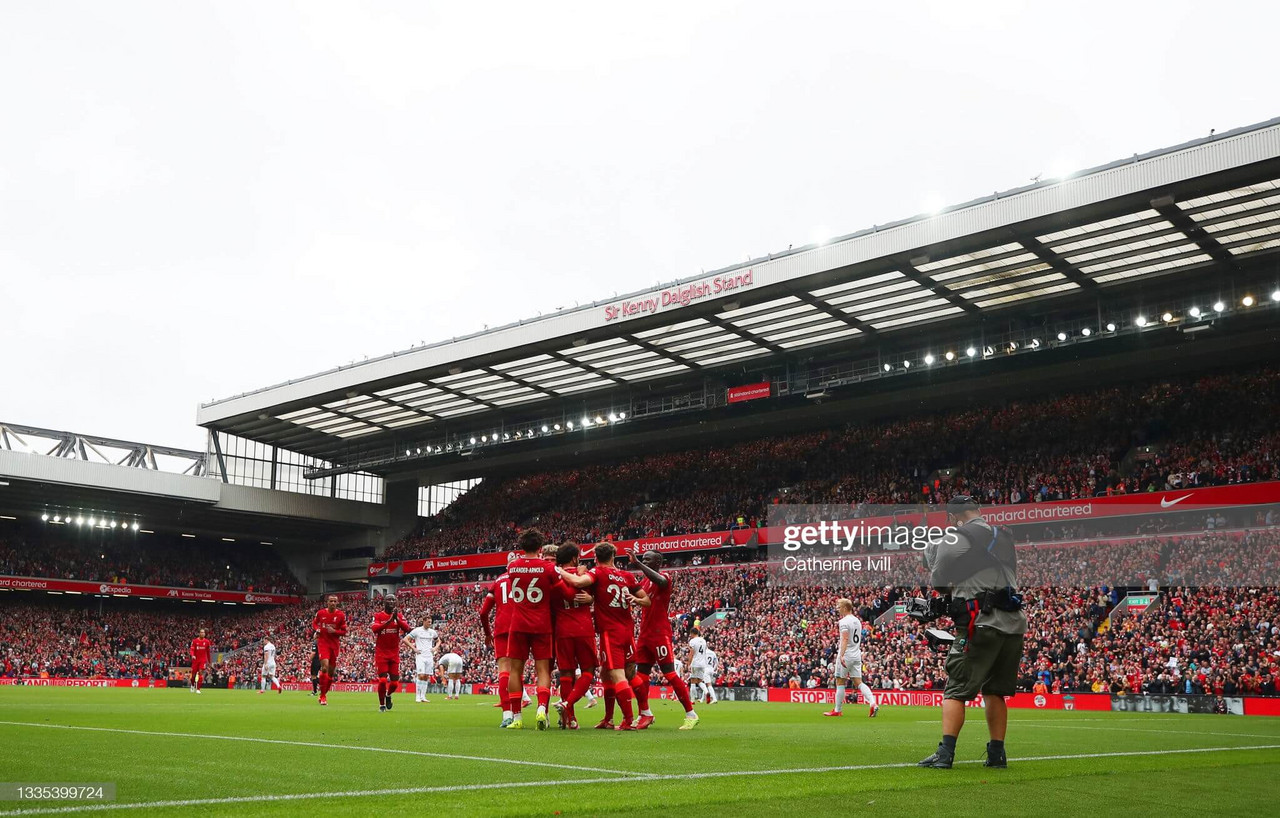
[
  {"left": 439, "top": 651, "right": 464, "bottom": 699},
  {"left": 685, "top": 628, "right": 709, "bottom": 703},
  {"left": 402, "top": 622, "right": 439, "bottom": 703},
  {"left": 703, "top": 649, "right": 720, "bottom": 704},
  {"left": 259, "top": 639, "right": 280, "bottom": 694},
  {"left": 823, "top": 598, "right": 879, "bottom": 717}
]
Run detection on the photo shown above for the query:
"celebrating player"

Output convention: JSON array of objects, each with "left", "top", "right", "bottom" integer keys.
[
  {"left": 439, "top": 651, "right": 465, "bottom": 698},
  {"left": 481, "top": 566, "right": 528, "bottom": 726},
  {"left": 631, "top": 550, "right": 699, "bottom": 730},
  {"left": 823, "top": 598, "right": 879, "bottom": 718},
  {"left": 685, "top": 627, "right": 709, "bottom": 703},
  {"left": 402, "top": 618, "right": 439, "bottom": 703},
  {"left": 372, "top": 594, "right": 412, "bottom": 711},
  {"left": 189, "top": 628, "right": 211, "bottom": 694},
  {"left": 579, "top": 542, "right": 649, "bottom": 730},
  {"left": 259, "top": 638, "right": 280, "bottom": 694},
  {"left": 504, "top": 529, "right": 591, "bottom": 730},
  {"left": 550, "top": 543, "right": 598, "bottom": 729},
  {"left": 311, "top": 593, "right": 347, "bottom": 706}
]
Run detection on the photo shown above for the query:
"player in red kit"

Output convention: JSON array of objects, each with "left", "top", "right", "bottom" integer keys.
[
  {"left": 189, "top": 628, "right": 212, "bottom": 694},
  {"left": 311, "top": 594, "right": 347, "bottom": 706},
  {"left": 481, "top": 567, "right": 529, "bottom": 727},
  {"left": 504, "top": 529, "right": 591, "bottom": 730},
  {"left": 577, "top": 542, "right": 650, "bottom": 730},
  {"left": 371, "top": 594, "right": 411, "bottom": 711},
  {"left": 633, "top": 550, "right": 699, "bottom": 729},
  {"left": 549, "top": 543, "right": 597, "bottom": 729}
]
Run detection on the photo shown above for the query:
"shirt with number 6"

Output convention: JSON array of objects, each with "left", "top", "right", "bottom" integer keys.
[{"left": 504, "top": 556, "right": 562, "bottom": 634}]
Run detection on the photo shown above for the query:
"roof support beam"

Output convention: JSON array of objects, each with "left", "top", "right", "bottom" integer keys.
[
  {"left": 1017, "top": 236, "right": 1102, "bottom": 294},
  {"left": 794, "top": 293, "right": 877, "bottom": 335},
  {"left": 547, "top": 351, "right": 626, "bottom": 386},
  {"left": 702, "top": 315, "right": 785, "bottom": 354},
  {"left": 209, "top": 430, "right": 230, "bottom": 483},
  {"left": 621, "top": 335, "right": 704, "bottom": 371},
  {"left": 479, "top": 366, "right": 560, "bottom": 399},
  {"left": 1151, "top": 195, "right": 1236, "bottom": 266},
  {"left": 898, "top": 261, "right": 982, "bottom": 316},
  {"left": 427, "top": 380, "right": 501, "bottom": 411}
]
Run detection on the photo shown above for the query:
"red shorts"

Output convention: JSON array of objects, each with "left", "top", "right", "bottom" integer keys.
[
  {"left": 374, "top": 653, "right": 399, "bottom": 676},
  {"left": 598, "top": 630, "right": 634, "bottom": 671},
  {"left": 506, "top": 630, "right": 553, "bottom": 661},
  {"left": 634, "top": 636, "right": 675, "bottom": 667},
  {"left": 494, "top": 632, "right": 510, "bottom": 660},
  {"left": 317, "top": 640, "right": 341, "bottom": 663},
  {"left": 190, "top": 660, "right": 207, "bottom": 673},
  {"left": 556, "top": 635, "right": 597, "bottom": 673}
]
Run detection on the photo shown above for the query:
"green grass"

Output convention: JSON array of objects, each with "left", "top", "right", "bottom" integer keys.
[{"left": 1, "top": 688, "right": 1279, "bottom": 816}]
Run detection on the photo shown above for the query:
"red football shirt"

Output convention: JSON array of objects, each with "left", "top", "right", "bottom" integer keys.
[
  {"left": 552, "top": 581, "right": 595, "bottom": 639},
  {"left": 372, "top": 610, "right": 410, "bottom": 654},
  {"left": 590, "top": 565, "right": 642, "bottom": 636},
  {"left": 505, "top": 557, "right": 561, "bottom": 633},
  {"left": 638, "top": 572, "right": 674, "bottom": 644},
  {"left": 190, "top": 637, "right": 211, "bottom": 662},
  {"left": 491, "top": 572, "right": 514, "bottom": 635},
  {"left": 312, "top": 608, "right": 347, "bottom": 644}
]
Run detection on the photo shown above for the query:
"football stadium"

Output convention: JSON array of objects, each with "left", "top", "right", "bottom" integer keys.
[{"left": 5, "top": 6, "right": 1280, "bottom": 817}]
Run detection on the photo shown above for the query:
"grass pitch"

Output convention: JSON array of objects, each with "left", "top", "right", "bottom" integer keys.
[{"left": 1, "top": 688, "right": 1278, "bottom": 816}]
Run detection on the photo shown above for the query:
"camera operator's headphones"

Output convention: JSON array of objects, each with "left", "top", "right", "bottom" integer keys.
[{"left": 945, "top": 494, "right": 979, "bottom": 517}]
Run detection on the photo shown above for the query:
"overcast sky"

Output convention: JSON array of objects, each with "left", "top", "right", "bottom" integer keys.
[{"left": 2, "top": 1, "right": 1276, "bottom": 451}]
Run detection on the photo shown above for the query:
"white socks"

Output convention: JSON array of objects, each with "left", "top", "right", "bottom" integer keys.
[
  {"left": 834, "top": 684, "right": 847, "bottom": 712},
  {"left": 858, "top": 683, "right": 876, "bottom": 708}
]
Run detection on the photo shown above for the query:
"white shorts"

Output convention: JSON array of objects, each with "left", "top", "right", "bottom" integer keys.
[
  {"left": 689, "top": 663, "right": 708, "bottom": 679},
  {"left": 836, "top": 650, "right": 863, "bottom": 679},
  {"left": 415, "top": 657, "right": 435, "bottom": 676},
  {"left": 262, "top": 663, "right": 276, "bottom": 676},
  {"left": 446, "top": 662, "right": 463, "bottom": 675}
]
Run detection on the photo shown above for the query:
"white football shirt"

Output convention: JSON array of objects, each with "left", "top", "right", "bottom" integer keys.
[{"left": 408, "top": 626, "right": 438, "bottom": 657}]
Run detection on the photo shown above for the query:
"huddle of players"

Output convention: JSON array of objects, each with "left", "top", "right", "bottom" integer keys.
[{"left": 480, "top": 529, "right": 701, "bottom": 731}]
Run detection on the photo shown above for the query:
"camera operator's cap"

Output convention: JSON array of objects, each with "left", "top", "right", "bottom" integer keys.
[{"left": 946, "top": 494, "right": 979, "bottom": 513}]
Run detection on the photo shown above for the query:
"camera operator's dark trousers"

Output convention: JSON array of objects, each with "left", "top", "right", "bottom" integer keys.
[{"left": 943, "top": 626, "right": 1023, "bottom": 701}]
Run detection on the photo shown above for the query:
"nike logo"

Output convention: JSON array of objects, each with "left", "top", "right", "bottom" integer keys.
[{"left": 1160, "top": 494, "right": 1194, "bottom": 508}]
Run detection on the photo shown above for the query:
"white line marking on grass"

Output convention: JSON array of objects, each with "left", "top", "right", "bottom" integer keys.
[
  {"left": 1021, "top": 723, "right": 1280, "bottom": 740},
  {"left": 3, "top": 744, "right": 1279, "bottom": 815},
  {"left": 0, "top": 721, "right": 640, "bottom": 777}
]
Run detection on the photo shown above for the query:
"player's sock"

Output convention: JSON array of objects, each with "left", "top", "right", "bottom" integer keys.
[
  {"left": 536, "top": 685, "right": 551, "bottom": 710},
  {"left": 558, "top": 674, "right": 573, "bottom": 702},
  {"left": 707, "top": 683, "right": 718, "bottom": 703},
  {"left": 567, "top": 671, "right": 594, "bottom": 705},
  {"left": 664, "top": 672, "right": 695, "bottom": 713},
  {"left": 603, "top": 685, "right": 616, "bottom": 721},
  {"left": 614, "top": 681, "right": 634, "bottom": 723},
  {"left": 497, "top": 671, "right": 511, "bottom": 712},
  {"left": 833, "top": 683, "right": 846, "bottom": 713},
  {"left": 312, "top": 677, "right": 319, "bottom": 695},
  {"left": 319, "top": 672, "right": 331, "bottom": 697},
  {"left": 858, "top": 683, "right": 877, "bottom": 708},
  {"left": 377, "top": 680, "right": 387, "bottom": 707},
  {"left": 195, "top": 674, "right": 201, "bottom": 692},
  {"left": 260, "top": 676, "right": 266, "bottom": 692},
  {"left": 630, "top": 673, "right": 650, "bottom": 712}
]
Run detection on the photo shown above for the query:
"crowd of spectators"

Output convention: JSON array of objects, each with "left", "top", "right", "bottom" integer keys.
[
  {"left": 0, "top": 528, "right": 303, "bottom": 595},
  {"left": 384, "top": 368, "right": 1280, "bottom": 562},
  {"left": 6, "top": 527, "right": 1280, "bottom": 697}
]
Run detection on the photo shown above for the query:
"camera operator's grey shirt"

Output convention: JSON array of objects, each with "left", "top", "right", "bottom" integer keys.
[{"left": 925, "top": 517, "right": 1027, "bottom": 636}]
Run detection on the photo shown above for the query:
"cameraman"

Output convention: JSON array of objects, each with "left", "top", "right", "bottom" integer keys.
[{"left": 918, "top": 495, "right": 1026, "bottom": 770}]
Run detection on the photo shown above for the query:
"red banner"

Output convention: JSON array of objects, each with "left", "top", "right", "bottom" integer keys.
[
  {"left": 0, "top": 576, "right": 301, "bottom": 605},
  {"left": 0, "top": 678, "right": 164, "bottom": 688},
  {"left": 765, "top": 688, "right": 1112, "bottom": 710},
  {"left": 728, "top": 381, "right": 771, "bottom": 404}
]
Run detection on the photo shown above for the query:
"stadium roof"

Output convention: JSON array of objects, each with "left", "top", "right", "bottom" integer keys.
[{"left": 199, "top": 116, "right": 1280, "bottom": 469}]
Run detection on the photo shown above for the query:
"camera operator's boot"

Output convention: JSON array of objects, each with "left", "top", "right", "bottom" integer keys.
[
  {"left": 917, "top": 742, "right": 954, "bottom": 769},
  {"left": 983, "top": 741, "right": 1007, "bottom": 768}
]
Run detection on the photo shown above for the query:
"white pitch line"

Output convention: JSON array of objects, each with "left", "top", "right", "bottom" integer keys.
[
  {"left": 0, "top": 721, "right": 640, "bottom": 777},
  {"left": 2, "top": 744, "right": 1280, "bottom": 816},
  {"left": 1021, "top": 723, "right": 1280, "bottom": 740}
]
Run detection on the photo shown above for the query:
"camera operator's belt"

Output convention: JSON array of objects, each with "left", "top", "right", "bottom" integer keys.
[{"left": 962, "top": 598, "right": 980, "bottom": 646}]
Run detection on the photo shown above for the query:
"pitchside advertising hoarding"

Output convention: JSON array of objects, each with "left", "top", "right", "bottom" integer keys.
[
  {"left": 369, "top": 480, "right": 1280, "bottom": 578},
  {"left": 0, "top": 576, "right": 300, "bottom": 604}
]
